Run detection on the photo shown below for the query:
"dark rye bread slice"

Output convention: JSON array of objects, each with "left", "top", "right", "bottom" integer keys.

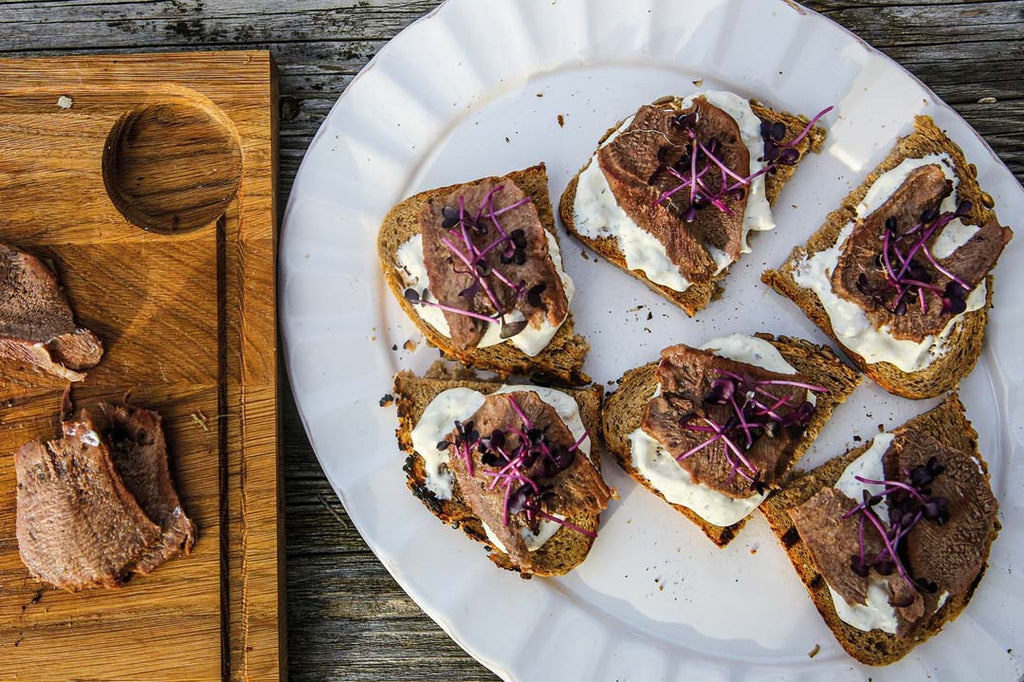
[
  {"left": 602, "top": 334, "right": 860, "bottom": 546},
  {"left": 394, "top": 370, "right": 605, "bottom": 577},
  {"left": 760, "top": 394, "right": 999, "bottom": 666},
  {"left": 762, "top": 116, "right": 999, "bottom": 399},
  {"left": 559, "top": 98, "right": 826, "bottom": 317},
  {"left": 379, "top": 164, "right": 590, "bottom": 386}
]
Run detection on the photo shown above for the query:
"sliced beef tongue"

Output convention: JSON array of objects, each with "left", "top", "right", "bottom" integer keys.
[
  {"left": 789, "top": 487, "right": 925, "bottom": 634},
  {"left": 885, "top": 430, "right": 998, "bottom": 599},
  {"left": 681, "top": 98, "right": 750, "bottom": 261},
  {"left": 0, "top": 242, "right": 103, "bottom": 381},
  {"left": 937, "top": 218, "right": 1013, "bottom": 291},
  {"left": 831, "top": 164, "right": 1013, "bottom": 341},
  {"left": 641, "top": 344, "right": 809, "bottom": 498},
  {"left": 419, "top": 179, "right": 568, "bottom": 350},
  {"left": 597, "top": 98, "right": 750, "bottom": 281},
  {"left": 15, "top": 405, "right": 195, "bottom": 591},
  {"left": 598, "top": 105, "right": 714, "bottom": 283},
  {"left": 446, "top": 391, "right": 610, "bottom": 572},
  {"left": 15, "top": 410, "right": 162, "bottom": 591},
  {"left": 99, "top": 403, "right": 197, "bottom": 574},
  {"left": 833, "top": 165, "right": 951, "bottom": 311}
]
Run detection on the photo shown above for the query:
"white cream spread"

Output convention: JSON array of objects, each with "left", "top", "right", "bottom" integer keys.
[
  {"left": 481, "top": 514, "right": 566, "bottom": 554},
  {"left": 791, "top": 154, "right": 986, "bottom": 373},
  {"left": 626, "top": 335, "right": 804, "bottom": 527},
  {"left": 828, "top": 582, "right": 899, "bottom": 635},
  {"left": 572, "top": 91, "right": 773, "bottom": 293},
  {"left": 408, "top": 385, "right": 591, "bottom": 553},
  {"left": 835, "top": 432, "right": 895, "bottom": 525},
  {"left": 396, "top": 227, "right": 575, "bottom": 357}
]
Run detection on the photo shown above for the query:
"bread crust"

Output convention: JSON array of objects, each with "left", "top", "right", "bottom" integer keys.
[
  {"left": 394, "top": 370, "right": 605, "bottom": 577},
  {"left": 601, "top": 334, "right": 860, "bottom": 546},
  {"left": 760, "top": 394, "right": 1000, "bottom": 665},
  {"left": 379, "top": 164, "right": 590, "bottom": 386},
  {"left": 559, "top": 99, "right": 826, "bottom": 317},
  {"left": 762, "top": 115, "right": 1001, "bottom": 399}
]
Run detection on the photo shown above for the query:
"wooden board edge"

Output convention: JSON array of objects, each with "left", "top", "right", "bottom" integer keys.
[{"left": 218, "top": 49, "right": 284, "bottom": 682}]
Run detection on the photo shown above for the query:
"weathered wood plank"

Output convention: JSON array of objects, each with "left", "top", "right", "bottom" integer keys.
[{"left": 0, "top": 1, "right": 1020, "bottom": 680}]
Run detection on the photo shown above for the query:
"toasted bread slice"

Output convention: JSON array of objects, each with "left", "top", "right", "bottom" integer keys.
[
  {"left": 762, "top": 116, "right": 1003, "bottom": 399},
  {"left": 760, "top": 394, "right": 999, "bottom": 665},
  {"left": 602, "top": 334, "right": 860, "bottom": 546},
  {"left": 394, "top": 370, "right": 605, "bottom": 577},
  {"left": 380, "top": 164, "right": 590, "bottom": 385},
  {"left": 559, "top": 98, "right": 826, "bottom": 317}
]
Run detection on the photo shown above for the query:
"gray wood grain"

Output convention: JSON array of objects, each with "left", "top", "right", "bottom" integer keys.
[{"left": 0, "top": 1, "right": 1020, "bottom": 680}]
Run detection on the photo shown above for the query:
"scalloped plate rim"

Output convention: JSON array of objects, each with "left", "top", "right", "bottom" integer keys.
[{"left": 280, "top": 1, "right": 1024, "bottom": 680}]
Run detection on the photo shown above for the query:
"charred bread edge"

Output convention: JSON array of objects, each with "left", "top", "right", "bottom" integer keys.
[
  {"left": 379, "top": 163, "right": 591, "bottom": 386},
  {"left": 602, "top": 334, "right": 860, "bottom": 547},
  {"left": 760, "top": 393, "right": 1000, "bottom": 665},
  {"left": 762, "top": 115, "right": 1000, "bottom": 399},
  {"left": 394, "top": 371, "right": 605, "bottom": 577},
  {"left": 559, "top": 98, "right": 827, "bottom": 317}
]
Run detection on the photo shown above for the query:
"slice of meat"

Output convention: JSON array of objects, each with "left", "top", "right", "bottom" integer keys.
[
  {"left": 99, "top": 403, "right": 196, "bottom": 574},
  {"left": 641, "top": 344, "right": 809, "bottom": 498},
  {"left": 789, "top": 487, "right": 924, "bottom": 634},
  {"left": 15, "top": 410, "right": 162, "bottom": 591},
  {"left": 831, "top": 165, "right": 1013, "bottom": 341},
  {"left": 884, "top": 430, "right": 998, "bottom": 598},
  {"left": 447, "top": 391, "right": 611, "bottom": 572},
  {"left": 0, "top": 242, "right": 103, "bottom": 381},
  {"left": 598, "top": 98, "right": 750, "bottom": 280},
  {"left": 937, "top": 218, "right": 1013, "bottom": 292},
  {"left": 420, "top": 180, "right": 569, "bottom": 350}
]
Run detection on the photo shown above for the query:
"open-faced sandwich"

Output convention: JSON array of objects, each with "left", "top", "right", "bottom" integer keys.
[
  {"left": 1, "top": 241, "right": 103, "bottom": 382},
  {"left": 763, "top": 115, "right": 1014, "bottom": 399},
  {"left": 394, "top": 367, "right": 613, "bottom": 577},
  {"left": 603, "top": 334, "right": 859, "bottom": 546},
  {"left": 380, "top": 163, "right": 590, "bottom": 385},
  {"left": 761, "top": 394, "right": 999, "bottom": 665},
  {"left": 560, "top": 92, "right": 829, "bottom": 316}
]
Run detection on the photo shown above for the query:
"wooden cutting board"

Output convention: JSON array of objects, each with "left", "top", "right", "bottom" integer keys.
[{"left": 0, "top": 52, "right": 282, "bottom": 680}]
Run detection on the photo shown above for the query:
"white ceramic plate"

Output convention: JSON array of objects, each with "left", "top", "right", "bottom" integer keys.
[{"left": 280, "top": 1, "right": 1024, "bottom": 679}]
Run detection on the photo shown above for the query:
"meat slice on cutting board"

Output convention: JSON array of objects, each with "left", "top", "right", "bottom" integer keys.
[
  {"left": 99, "top": 403, "right": 196, "bottom": 574},
  {"left": 15, "top": 406, "right": 196, "bottom": 591},
  {"left": 0, "top": 242, "right": 103, "bottom": 382},
  {"left": 15, "top": 411, "right": 162, "bottom": 591}
]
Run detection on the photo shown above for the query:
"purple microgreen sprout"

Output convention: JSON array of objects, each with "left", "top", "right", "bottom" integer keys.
[
  {"left": 651, "top": 106, "right": 833, "bottom": 222},
  {"left": 674, "top": 368, "right": 828, "bottom": 488},
  {"left": 842, "top": 456, "right": 949, "bottom": 594},
  {"left": 406, "top": 187, "right": 551, "bottom": 338},
  {"left": 872, "top": 200, "right": 975, "bottom": 317},
  {"left": 460, "top": 394, "right": 594, "bottom": 539}
]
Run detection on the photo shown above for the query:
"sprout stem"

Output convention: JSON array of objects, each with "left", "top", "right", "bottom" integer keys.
[{"left": 535, "top": 510, "right": 598, "bottom": 538}]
